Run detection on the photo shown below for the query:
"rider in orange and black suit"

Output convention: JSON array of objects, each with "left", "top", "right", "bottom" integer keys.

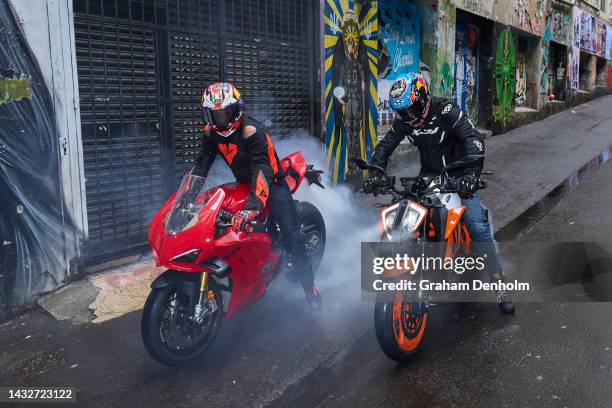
[{"left": 192, "top": 82, "right": 321, "bottom": 309}]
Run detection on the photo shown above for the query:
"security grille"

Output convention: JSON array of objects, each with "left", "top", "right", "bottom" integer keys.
[{"left": 73, "top": 0, "right": 316, "bottom": 262}]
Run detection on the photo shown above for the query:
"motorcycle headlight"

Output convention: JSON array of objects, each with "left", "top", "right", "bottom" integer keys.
[
  {"left": 381, "top": 203, "right": 400, "bottom": 237},
  {"left": 401, "top": 201, "right": 427, "bottom": 233}
]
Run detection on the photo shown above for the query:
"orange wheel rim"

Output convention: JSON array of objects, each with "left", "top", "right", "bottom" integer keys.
[{"left": 392, "top": 292, "right": 427, "bottom": 352}]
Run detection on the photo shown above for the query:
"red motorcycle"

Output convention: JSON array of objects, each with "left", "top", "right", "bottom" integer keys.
[{"left": 141, "top": 151, "right": 326, "bottom": 365}]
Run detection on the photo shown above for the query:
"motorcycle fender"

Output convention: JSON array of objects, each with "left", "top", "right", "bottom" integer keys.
[{"left": 151, "top": 269, "right": 200, "bottom": 309}]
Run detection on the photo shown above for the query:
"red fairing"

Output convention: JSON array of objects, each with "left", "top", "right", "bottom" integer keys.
[
  {"left": 148, "top": 152, "right": 309, "bottom": 319},
  {"left": 280, "top": 151, "right": 308, "bottom": 193}
]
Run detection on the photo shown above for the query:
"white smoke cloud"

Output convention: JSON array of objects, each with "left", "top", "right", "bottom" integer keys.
[
  {"left": 199, "top": 127, "right": 379, "bottom": 300},
  {"left": 275, "top": 129, "right": 379, "bottom": 296}
]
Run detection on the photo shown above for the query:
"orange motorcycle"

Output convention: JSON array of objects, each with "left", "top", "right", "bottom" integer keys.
[{"left": 355, "top": 155, "right": 486, "bottom": 361}]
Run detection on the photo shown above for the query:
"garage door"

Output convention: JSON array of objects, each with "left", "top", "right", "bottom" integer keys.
[{"left": 73, "top": 0, "right": 317, "bottom": 262}]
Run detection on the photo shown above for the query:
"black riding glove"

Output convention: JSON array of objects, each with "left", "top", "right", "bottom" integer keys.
[
  {"left": 362, "top": 175, "right": 388, "bottom": 196},
  {"left": 411, "top": 179, "right": 428, "bottom": 193},
  {"left": 458, "top": 174, "right": 480, "bottom": 198}
]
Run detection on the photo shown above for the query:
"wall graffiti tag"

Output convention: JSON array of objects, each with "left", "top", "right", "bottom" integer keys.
[{"left": 493, "top": 28, "right": 516, "bottom": 128}]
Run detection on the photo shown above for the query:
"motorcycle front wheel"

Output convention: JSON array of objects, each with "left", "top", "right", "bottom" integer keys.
[
  {"left": 141, "top": 281, "right": 223, "bottom": 366},
  {"left": 374, "top": 291, "right": 428, "bottom": 361}
]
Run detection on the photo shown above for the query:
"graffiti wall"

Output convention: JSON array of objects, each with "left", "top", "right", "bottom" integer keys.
[
  {"left": 419, "top": 2, "right": 454, "bottom": 99},
  {"left": 570, "top": 7, "right": 581, "bottom": 90},
  {"left": 550, "top": 7, "right": 571, "bottom": 45},
  {"left": 377, "top": 0, "right": 421, "bottom": 138},
  {"left": 595, "top": 21, "right": 605, "bottom": 58},
  {"left": 0, "top": 1, "right": 77, "bottom": 315},
  {"left": 514, "top": 0, "right": 544, "bottom": 35},
  {"left": 515, "top": 53, "right": 527, "bottom": 105},
  {"left": 579, "top": 10, "right": 597, "bottom": 54},
  {"left": 453, "top": 21, "right": 479, "bottom": 121},
  {"left": 493, "top": 28, "right": 516, "bottom": 128},
  {"left": 606, "top": 25, "right": 612, "bottom": 61},
  {"left": 324, "top": 0, "right": 378, "bottom": 184}
]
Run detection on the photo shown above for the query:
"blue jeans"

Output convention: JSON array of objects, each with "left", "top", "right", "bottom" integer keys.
[{"left": 461, "top": 193, "right": 503, "bottom": 277}]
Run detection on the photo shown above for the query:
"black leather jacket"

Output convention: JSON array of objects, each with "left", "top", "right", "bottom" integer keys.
[
  {"left": 192, "top": 116, "right": 284, "bottom": 211},
  {"left": 370, "top": 97, "right": 485, "bottom": 178}
]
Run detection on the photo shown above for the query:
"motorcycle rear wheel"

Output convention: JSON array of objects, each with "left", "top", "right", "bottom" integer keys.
[
  {"left": 141, "top": 281, "right": 223, "bottom": 366},
  {"left": 296, "top": 201, "right": 326, "bottom": 271},
  {"left": 374, "top": 291, "right": 428, "bottom": 361}
]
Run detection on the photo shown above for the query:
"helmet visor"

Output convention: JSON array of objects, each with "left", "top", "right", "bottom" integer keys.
[
  {"left": 396, "top": 104, "right": 420, "bottom": 123},
  {"left": 203, "top": 103, "right": 241, "bottom": 130}
]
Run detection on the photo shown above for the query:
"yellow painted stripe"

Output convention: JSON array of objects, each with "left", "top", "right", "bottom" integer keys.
[
  {"left": 369, "top": 81, "right": 378, "bottom": 103},
  {"left": 327, "top": 0, "right": 343, "bottom": 23},
  {"left": 369, "top": 110, "right": 378, "bottom": 148},
  {"left": 339, "top": 0, "right": 348, "bottom": 15},
  {"left": 325, "top": 99, "right": 333, "bottom": 120},
  {"left": 326, "top": 124, "right": 336, "bottom": 167},
  {"left": 324, "top": 81, "right": 332, "bottom": 99},
  {"left": 324, "top": 33, "right": 339, "bottom": 49},
  {"left": 362, "top": 6, "right": 377, "bottom": 24},
  {"left": 324, "top": 54, "right": 334, "bottom": 73},
  {"left": 333, "top": 128, "right": 342, "bottom": 185},
  {"left": 368, "top": 60, "right": 378, "bottom": 78},
  {"left": 363, "top": 39, "right": 377, "bottom": 49},
  {"left": 359, "top": 119, "right": 366, "bottom": 160}
]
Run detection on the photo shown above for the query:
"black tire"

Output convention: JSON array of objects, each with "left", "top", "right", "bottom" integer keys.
[
  {"left": 141, "top": 280, "right": 223, "bottom": 366},
  {"left": 374, "top": 291, "right": 428, "bottom": 361},
  {"left": 296, "top": 201, "right": 326, "bottom": 271}
]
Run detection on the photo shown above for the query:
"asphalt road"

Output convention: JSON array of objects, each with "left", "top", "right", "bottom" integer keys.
[{"left": 2, "top": 100, "right": 612, "bottom": 408}]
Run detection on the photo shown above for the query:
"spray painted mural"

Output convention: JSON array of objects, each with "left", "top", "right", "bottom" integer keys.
[
  {"left": 454, "top": 22, "right": 479, "bottom": 122},
  {"left": 550, "top": 7, "right": 571, "bottom": 45},
  {"left": 325, "top": 0, "right": 378, "bottom": 185},
  {"left": 377, "top": 0, "right": 420, "bottom": 139},
  {"left": 0, "top": 2, "right": 77, "bottom": 315},
  {"left": 570, "top": 7, "right": 581, "bottom": 90},
  {"left": 493, "top": 28, "right": 516, "bottom": 128},
  {"left": 595, "top": 21, "right": 605, "bottom": 58},
  {"left": 515, "top": 0, "right": 544, "bottom": 35},
  {"left": 515, "top": 54, "right": 527, "bottom": 105},
  {"left": 579, "top": 10, "right": 597, "bottom": 54}
]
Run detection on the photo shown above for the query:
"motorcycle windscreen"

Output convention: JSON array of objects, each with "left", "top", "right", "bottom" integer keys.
[{"left": 165, "top": 174, "right": 221, "bottom": 235}]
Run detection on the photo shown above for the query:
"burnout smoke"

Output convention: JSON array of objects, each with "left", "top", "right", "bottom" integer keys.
[
  {"left": 189, "top": 126, "right": 378, "bottom": 301},
  {"left": 275, "top": 129, "right": 378, "bottom": 296}
]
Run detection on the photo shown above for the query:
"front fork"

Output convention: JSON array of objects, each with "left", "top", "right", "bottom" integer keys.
[{"left": 193, "top": 272, "right": 217, "bottom": 323}]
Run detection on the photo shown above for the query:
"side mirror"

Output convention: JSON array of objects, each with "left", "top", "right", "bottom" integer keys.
[{"left": 353, "top": 158, "right": 386, "bottom": 175}]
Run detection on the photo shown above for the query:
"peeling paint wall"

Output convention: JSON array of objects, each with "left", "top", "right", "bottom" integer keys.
[{"left": 0, "top": 0, "right": 83, "bottom": 316}]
